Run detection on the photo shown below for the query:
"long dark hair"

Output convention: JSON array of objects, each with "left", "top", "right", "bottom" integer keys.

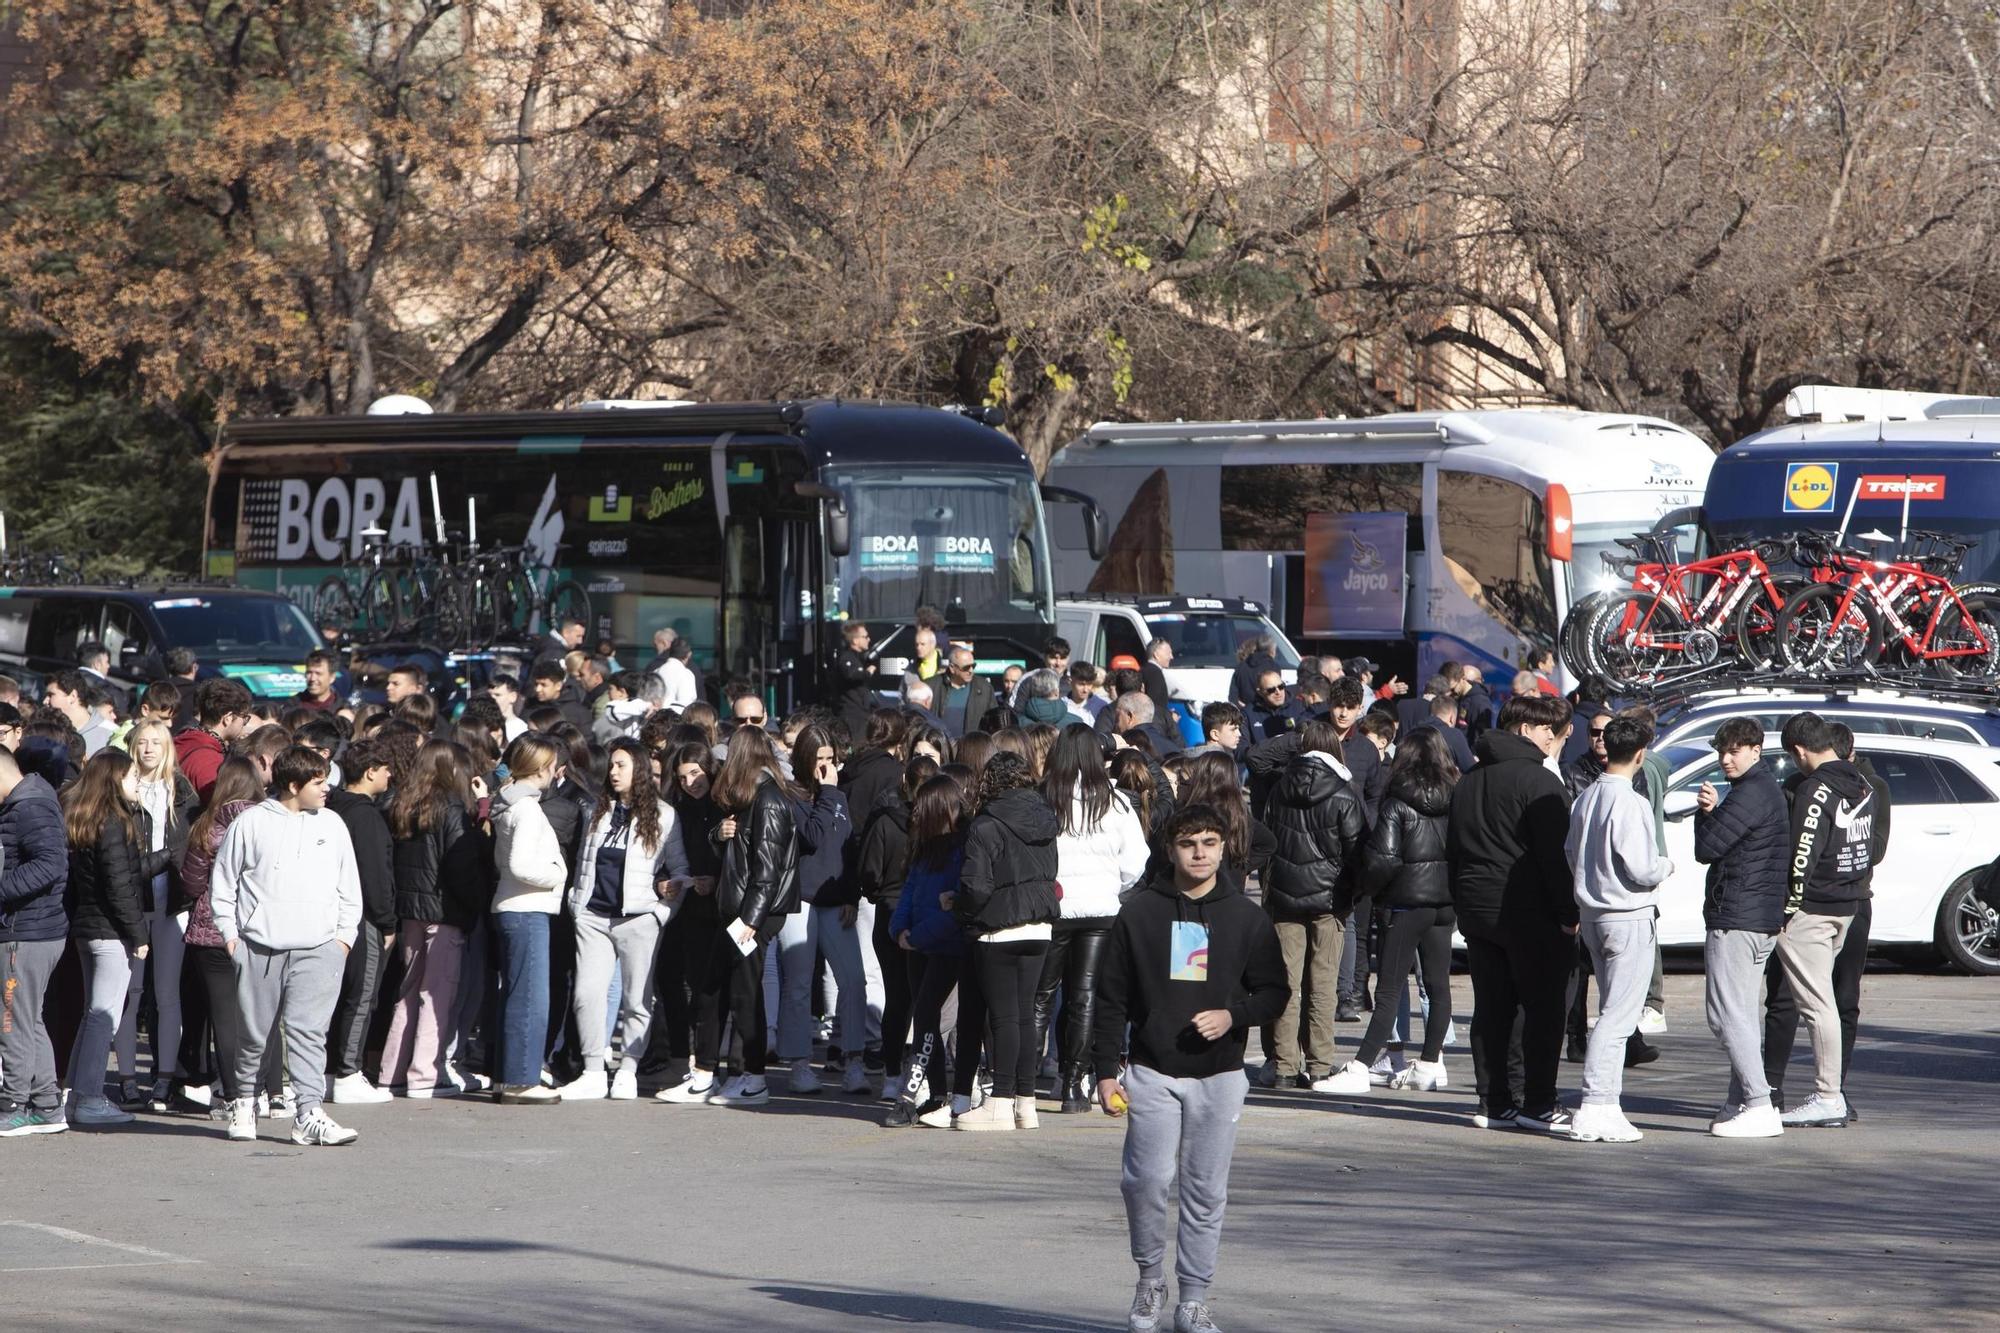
[
  {"left": 1111, "top": 749, "right": 1154, "bottom": 830},
  {"left": 1176, "top": 751, "right": 1250, "bottom": 870},
  {"left": 64, "top": 749, "right": 140, "bottom": 851},
  {"left": 901, "top": 754, "right": 940, "bottom": 806},
  {"left": 1391, "top": 725, "right": 1462, "bottom": 790},
  {"left": 711, "top": 723, "right": 800, "bottom": 813},
  {"left": 908, "top": 775, "right": 969, "bottom": 871},
  {"left": 792, "top": 723, "right": 839, "bottom": 799},
  {"left": 388, "top": 739, "right": 473, "bottom": 839},
  {"left": 593, "top": 737, "right": 664, "bottom": 851},
  {"left": 954, "top": 731, "right": 993, "bottom": 785},
  {"left": 662, "top": 741, "right": 715, "bottom": 815},
  {"left": 188, "top": 758, "right": 266, "bottom": 854},
  {"left": 1043, "top": 724, "right": 1114, "bottom": 836}
]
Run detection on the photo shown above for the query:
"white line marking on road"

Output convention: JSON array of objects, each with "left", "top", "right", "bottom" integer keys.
[
  {"left": 0, "top": 1260, "right": 193, "bottom": 1274},
  {"left": 0, "top": 1220, "right": 201, "bottom": 1272}
]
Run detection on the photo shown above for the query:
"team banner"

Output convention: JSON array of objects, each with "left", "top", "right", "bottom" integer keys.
[{"left": 1304, "top": 511, "right": 1406, "bottom": 637}]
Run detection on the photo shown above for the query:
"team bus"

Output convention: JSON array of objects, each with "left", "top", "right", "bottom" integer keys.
[
  {"left": 205, "top": 400, "right": 1075, "bottom": 714},
  {"left": 1044, "top": 410, "right": 1715, "bottom": 688},
  {"left": 1703, "top": 385, "right": 2000, "bottom": 583}
]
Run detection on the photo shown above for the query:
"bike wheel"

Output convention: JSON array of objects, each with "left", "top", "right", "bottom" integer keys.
[
  {"left": 1732, "top": 580, "right": 1803, "bottom": 671},
  {"left": 360, "top": 569, "right": 401, "bottom": 640},
  {"left": 316, "top": 575, "right": 360, "bottom": 634},
  {"left": 1773, "top": 583, "right": 1879, "bottom": 672},
  {"left": 1928, "top": 593, "right": 2000, "bottom": 683},
  {"left": 434, "top": 576, "right": 472, "bottom": 652},
  {"left": 467, "top": 576, "right": 502, "bottom": 648},
  {"left": 499, "top": 569, "right": 537, "bottom": 638},
  {"left": 546, "top": 579, "right": 592, "bottom": 631},
  {"left": 1560, "top": 590, "right": 1612, "bottom": 681},
  {"left": 1582, "top": 591, "right": 1689, "bottom": 689}
]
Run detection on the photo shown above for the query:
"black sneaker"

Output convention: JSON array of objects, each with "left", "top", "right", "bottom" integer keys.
[
  {"left": 1334, "top": 1001, "right": 1362, "bottom": 1023},
  {"left": 1565, "top": 1035, "right": 1586, "bottom": 1063},
  {"left": 1845, "top": 1098, "right": 1859, "bottom": 1124},
  {"left": 1623, "top": 1039, "right": 1660, "bottom": 1068},
  {"left": 1473, "top": 1103, "right": 1520, "bottom": 1130},
  {"left": 1517, "top": 1104, "right": 1577, "bottom": 1136},
  {"left": 882, "top": 1100, "right": 920, "bottom": 1129}
]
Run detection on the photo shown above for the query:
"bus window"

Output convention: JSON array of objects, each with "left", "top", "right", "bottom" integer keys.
[
  {"left": 1220, "top": 463, "right": 1424, "bottom": 551},
  {"left": 1436, "top": 470, "right": 1558, "bottom": 651}
]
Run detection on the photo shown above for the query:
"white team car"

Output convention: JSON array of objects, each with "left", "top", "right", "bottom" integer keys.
[{"left": 1652, "top": 733, "right": 2000, "bottom": 974}]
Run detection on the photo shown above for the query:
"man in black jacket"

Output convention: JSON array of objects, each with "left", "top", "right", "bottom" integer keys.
[
  {"left": 828, "top": 621, "right": 881, "bottom": 739},
  {"left": 1765, "top": 720, "right": 1888, "bottom": 1125},
  {"left": 1446, "top": 691, "right": 1576, "bottom": 1134},
  {"left": 1413, "top": 693, "right": 1476, "bottom": 774},
  {"left": 326, "top": 739, "right": 397, "bottom": 1106},
  {"left": 1693, "top": 716, "right": 1790, "bottom": 1138},
  {"left": 1243, "top": 670, "right": 1303, "bottom": 746},
  {"left": 1095, "top": 804, "right": 1288, "bottom": 1333}
]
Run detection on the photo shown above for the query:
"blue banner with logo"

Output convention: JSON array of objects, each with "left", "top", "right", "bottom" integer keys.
[{"left": 1304, "top": 512, "right": 1406, "bottom": 637}]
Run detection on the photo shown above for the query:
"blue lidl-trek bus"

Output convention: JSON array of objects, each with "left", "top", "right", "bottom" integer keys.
[
  {"left": 1703, "top": 386, "right": 2000, "bottom": 582},
  {"left": 206, "top": 400, "right": 1076, "bottom": 715}
]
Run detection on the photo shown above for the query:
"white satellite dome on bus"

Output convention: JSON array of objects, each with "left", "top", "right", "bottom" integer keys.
[{"left": 366, "top": 394, "right": 434, "bottom": 416}]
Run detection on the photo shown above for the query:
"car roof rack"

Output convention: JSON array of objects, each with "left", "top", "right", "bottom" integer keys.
[{"left": 1634, "top": 666, "right": 2000, "bottom": 717}]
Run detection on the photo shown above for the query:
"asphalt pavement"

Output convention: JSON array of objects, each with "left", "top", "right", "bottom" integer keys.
[{"left": 2, "top": 968, "right": 1995, "bottom": 1331}]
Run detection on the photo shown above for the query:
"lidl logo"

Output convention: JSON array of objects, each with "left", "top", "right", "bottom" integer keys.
[
  {"left": 588, "top": 485, "right": 632, "bottom": 523},
  {"left": 1783, "top": 462, "right": 1838, "bottom": 513}
]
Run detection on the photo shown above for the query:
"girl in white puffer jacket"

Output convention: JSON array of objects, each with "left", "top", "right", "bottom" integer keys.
[{"left": 1032, "top": 725, "right": 1149, "bottom": 1112}]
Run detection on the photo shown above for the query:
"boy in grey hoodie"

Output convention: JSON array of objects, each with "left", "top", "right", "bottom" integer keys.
[
  {"left": 1562, "top": 715, "right": 1673, "bottom": 1143},
  {"left": 211, "top": 746, "right": 363, "bottom": 1147}
]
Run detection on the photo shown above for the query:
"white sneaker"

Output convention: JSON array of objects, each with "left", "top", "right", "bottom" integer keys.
[
  {"left": 451, "top": 1066, "right": 491, "bottom": 1093},
  {"left": 1638, "top": 1007, "right": 1667, "bottom": 1036},
  {"left": 291, "top": 1106, "right": 359, "bottom": 1146},
  {"left": 1407, "top": 1059, "right": 1449, "bottom": 1092},
  {"left": 1570, "top": 1102, "right": 1644, "bottom": 1143},
  {"left": 707, "top": 1075, "right": 770, "bottom": 1107},
  {"left": 329, "top": 1074, "right": 393, "bottom": 1105},
  {"left": 1013, "top": 1095, "right": 1039, "bottom": 1130},
  {"left": 560, "top": 1070, "right": 608, "bottom": 1102},
  {"left": 1779, "top": 1093, "right": 1848, "bottom": 1128},
  {"left": 495, "top": 1084, "right": 562, "bottom": 1104},
  {"left": 260, "top": 1089, "right": 296, "bottom": 1118},
  {"left": 1368, "top": 1050, "right": 1409, "bottom": 1086},
  {"left": 1712, "top": 1102, "right": 1784, "bottom": 1138},
  {"left": 788, "top": 1058, "right": 823, "bottom": 1095},
  {"left": 72, "top": 1097, "right": 134, "bottom": 1126},
  {"left": 655, "top": 1071, "right": 716, "bottom": 1104},
  {"left": 916, "top": 1098, "right": 956, "bottom": 1129},
  {"left": 1310, "top": 1061, "right": 1372, "bottom": 1096},
  {"left": 226, "top": 1097, "right": 257, "bottom": 1142},
  {"left": 841, "top": 1057, "right": 872, "bottom": 1096},
  {"left": 609, "top": 1066, "right": 639, "bottom": 1101},
  {"left": 403, "top": 1083, "right": 458, "bottom": 1100},
  {"left": 952, "top": 1097, "right": 1014, "bottom": 1132}
]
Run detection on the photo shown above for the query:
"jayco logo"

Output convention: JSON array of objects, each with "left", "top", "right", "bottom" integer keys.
[{"left": 1343, "top": 566, "right": 1392, "bottom": 593}]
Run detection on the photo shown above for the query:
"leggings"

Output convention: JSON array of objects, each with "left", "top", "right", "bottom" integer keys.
[
  {"left": 976, "top": 938, "right": 1049, "bottom": 1100},
  {"left": 1358, "top": 905, "right": 1456, "bottom": 1066},
  {"left": 702, "top": 924, "right": 774, "bottom": 1077},
  {"left": 901, "top": 951, "right": 963, "bottom": 1102},
  {"left": 1031, "top": 918, "right": 1114, "bottom": 1082},
  {"left": 872, "top": 897, "right": 913, "bottom": 1073}
]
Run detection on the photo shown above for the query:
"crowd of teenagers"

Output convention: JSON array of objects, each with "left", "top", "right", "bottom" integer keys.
[{"left": 0, "top": 621, "right": 1891, "bottom": 1331}]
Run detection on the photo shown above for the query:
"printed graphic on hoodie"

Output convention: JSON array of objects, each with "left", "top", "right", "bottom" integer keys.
[
  {"left": 1788, "top": 777, "right": 1873, "bottom": 914},
  {"left": 1170, "top": 920, "right": 1210, "bottom": 982}
]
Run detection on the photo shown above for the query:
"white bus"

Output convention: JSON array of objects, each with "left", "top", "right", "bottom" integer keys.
[{"left": 1045, "top": 410, "right": 1716, "bottom": 689}]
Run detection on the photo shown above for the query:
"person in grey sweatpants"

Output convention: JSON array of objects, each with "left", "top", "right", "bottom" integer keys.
[
  {"left": 1563, "top": 716, "right": 1672, "bottom": 1143},
  {"left": 1, "top": 940, "right": 66, "bottom": 1124}
]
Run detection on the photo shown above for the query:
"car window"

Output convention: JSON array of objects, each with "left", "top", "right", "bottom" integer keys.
[
  {"left": 102, "top": 603, "right": 150, "bottom": 664},
  {"left": 1670, "top": 749, "right": 1798, "bottom": 798},
  {"left": 1097, "top": 613, "right": 1145, "bottom": 667},
  {"left": 25, "top": 597, "right": 100, "bottom": 662},
  {"left": 0, "top": 597, "right": 33, "bottom": 656},
  {"left": 1930, "top": 758, "right": 1995, "bottom": 805},
  {"left": 1861, "top": 751, "right": 1945, "bottom": 806}
]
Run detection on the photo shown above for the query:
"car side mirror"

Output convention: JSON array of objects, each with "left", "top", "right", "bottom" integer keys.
[{"left": 1663, "top": 789, "right": 1700, "bottom": 822}]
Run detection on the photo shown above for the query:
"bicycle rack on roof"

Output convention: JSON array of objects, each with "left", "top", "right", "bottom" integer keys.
[{"left": 1628, "top": 664, "right": 2000, "bottom": 717}]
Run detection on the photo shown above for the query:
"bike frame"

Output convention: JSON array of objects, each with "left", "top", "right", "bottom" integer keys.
[
  {"left": 1821, "top": 556, "right": 1994, "bottom": 661},
  {"left": 1619, "top": 550, "right": 1789, "bottom": 650}
]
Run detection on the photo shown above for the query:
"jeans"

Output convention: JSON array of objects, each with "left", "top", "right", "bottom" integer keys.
[
  {"left": 378, "top": 921, "right": 467, "bottom": 1091},
  {"left": 1268, "top": 913, "right": 1343, "bottom": 1078},
  {"left": 976, "top": 938, "right": 1048, "bottom": 1099},
  {"left": 493, "top": 911, "right": 552, "bottom": 1088},
  {"left": 1358, "top": 905, "right": 1456, "bottom": 1067},
  {"left": 70, "top": 939, "right": 133, "bottom": 1105},
  {"left": 1466, "top": 927, "right": 1570, "bottom": 1116},
  {"left": 1031, "top": 917, "right": 1114, "bottom": 1083},
  {"left": 0, "top": 938, "right": 65, "bottom": 1112},
  {"left": 1580, "top": 916, "right": 1656, "bottom": 1106},
  {"left": 773, "top": 904, "right": 869, "bottom": 1063}
]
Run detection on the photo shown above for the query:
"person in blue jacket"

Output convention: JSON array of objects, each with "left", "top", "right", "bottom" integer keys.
[
  {"left": 0, "top": 744, "right": 73, "bottom": 1136},
  {"left": 883, "top": 775, "right": 972, "bottom": 1128}
]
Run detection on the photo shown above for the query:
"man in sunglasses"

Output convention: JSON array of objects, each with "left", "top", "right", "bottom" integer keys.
[{"left": 1244, "top": 671, "right": 1303, "bottom": 746}]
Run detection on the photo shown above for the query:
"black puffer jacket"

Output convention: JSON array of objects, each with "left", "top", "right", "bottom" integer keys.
[
  {"left": 68, "top": 809, "right": 165, "bottom": 950},
  {"left": 717, "top": 773, "right": 800, "bottom": 931},
  {"left": 1446, "top": 730, "right": 1573, "bottom": 937},
  {"left": 1361, "top": 774, "right": 1453, "bottom": 909},
  {"left": 392, "top": 798, "right": 490, "bottom": 930},
  {"left": 854, "top": 792, "right": 912, "bottom": 908},
  {"left": 1694, "top": 759, "right": 1789, "bottom": 933},
  {"left": 955, "top": 787, "right": 1060, "bottom": 936},
  {"left": 1263, "top": 752, "right": 1366, "bottom": 921}
]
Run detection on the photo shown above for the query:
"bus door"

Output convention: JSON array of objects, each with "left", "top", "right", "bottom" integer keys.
[{"left": 717, "top": 445, "right": 811, "bottom": 712}]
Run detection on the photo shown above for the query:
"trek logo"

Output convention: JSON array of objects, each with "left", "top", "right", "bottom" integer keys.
[
  {"left": 1783, "top": 462, "right": 1838, "bottom": 513},
  {"left": 1856, "top": 474, "right": 1946, "bottom": 502}
]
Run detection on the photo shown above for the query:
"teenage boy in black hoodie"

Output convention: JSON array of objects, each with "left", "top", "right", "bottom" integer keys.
[
  {"left": 1446, "top": 691, "right": 1576, "bottom": 1135},
  {"left": 1767, "top": 714, "right": 1880, "bottom": 1128},
  {"left": 326, "top": 739, "right": 398, "bottom": 1105},
  {"left": 1096, "top": 805, "right": 1288, "bottom": 1333}
]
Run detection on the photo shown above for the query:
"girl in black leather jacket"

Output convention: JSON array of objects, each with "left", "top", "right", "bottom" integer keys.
[
  {"left": 1341, "top": 727, "right": 1460, "bottom": 1093},
  {"left": 380, "top": 740, "right": 489, "bottom": 1096},
  {"left": 704, "top": 724, "right": 801, "bottom": 1105}
]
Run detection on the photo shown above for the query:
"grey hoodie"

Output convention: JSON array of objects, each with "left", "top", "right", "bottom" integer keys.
[
  {"left": 1564, "top": 772, "right": 1673, "bottom": 922},
  {"left": 211, "top": 799, "right": 362, "bottom": 950}
]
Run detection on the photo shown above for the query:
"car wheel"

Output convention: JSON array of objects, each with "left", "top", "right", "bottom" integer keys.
[{"left": 1934, "top": 871, "right": 2000, "bottom": 976}]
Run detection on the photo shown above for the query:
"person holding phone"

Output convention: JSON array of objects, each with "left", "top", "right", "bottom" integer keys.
[
  {"left": 560, "top": 738, "right": 691, "bottom": 1102},
  {"left": 1093, "top": 805, "right": 1288, "bottom": 1333},
  {"left": 770, "top": 724, "right": 860, "bottom": 1095}
]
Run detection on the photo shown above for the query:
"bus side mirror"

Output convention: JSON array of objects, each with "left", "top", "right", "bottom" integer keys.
[
  {"left": 795, "top": 482, "right": 851, "bottom": 558},
  {"left": 1040, "top": 485, "right": 1106, "bottom": 562}
]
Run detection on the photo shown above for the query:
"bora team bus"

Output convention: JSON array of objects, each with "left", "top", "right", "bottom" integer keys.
[
  {"left": 205, "top": 400, "right": 1080, "bottom": 713},
  {"left": 1044, "top": 410, "right": 1716, "bottom": 689}
]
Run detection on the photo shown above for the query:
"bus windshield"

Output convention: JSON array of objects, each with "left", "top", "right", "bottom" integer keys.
[{"left": 828, "top": 467, "right": 1051, "bottom": 624}]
